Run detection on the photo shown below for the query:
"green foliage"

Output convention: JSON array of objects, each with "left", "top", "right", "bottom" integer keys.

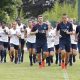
[
  {"left": 0, "top": 0, "right": 23, "bottom": 23},
  {"left": 43, "top": 0, "right": 78, "bottom": 22}
]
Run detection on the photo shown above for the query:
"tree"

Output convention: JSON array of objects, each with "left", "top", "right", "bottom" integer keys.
[
  {"left": 22, "top": 0, "right": 55, "bottom": 18},
  {"left": 0, "top": 0, "right": 22, "bottom": 23}
]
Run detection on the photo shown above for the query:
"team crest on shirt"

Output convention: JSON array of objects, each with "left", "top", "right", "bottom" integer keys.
[
  {"left": 44, "top": 26, "right": 46, "bottom": 30},
  {"left": 67, "top": 26, "right": 69, "bottom": 29}
]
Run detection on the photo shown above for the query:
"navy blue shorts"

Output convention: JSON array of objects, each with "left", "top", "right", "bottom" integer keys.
[
  {"left": 55, "top": 44, "right": 59, "bottom": 50},
  {"left": 36, "top": 42, "right": 48, "bottom": 53},
  {"left": 59, "top": 40, "right": 71, "bottom": 52},
  {"left": 26, "top": 42, "right": 36, "bottom": 49},
  {"left": 19, "top": 39, "right": 25, "bottom": 47},
  {"left": 71, "top": 44, "right": 77, "bottom": 49},
  {"left": 48, "top": 47, "right": 54, "bottom": 53},
  {"left": 3, "top": 42, "right": 9, "bottom": 48},
  {"left": 10, "top": 44, "right": 19, "bottom": 50},
  {"left": 78, "top": 42, "right": 80, "bottom": 53},
  {"left": 0, "top": 41, "right": 3, "bottom": 45}
]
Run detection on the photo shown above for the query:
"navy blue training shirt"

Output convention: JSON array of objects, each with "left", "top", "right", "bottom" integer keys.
[
  {"left": 76, "top": 25, "right": 80, "bottom": 42},
  {"left": 57, "top": 22, "right": 73, "bottom": 41},
  {"left": 32, "top": 23, "right": 48, "bottom": 42}
]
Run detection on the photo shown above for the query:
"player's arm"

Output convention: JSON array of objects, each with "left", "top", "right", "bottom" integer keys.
[
  {"left": 24, "top": 29, "right": 27, "bottom": 38},
  {"left": 56, "top": 23, "right": 60, "bottom": 35},
  {"left": 16, "top": 32, "right": 21, "bottom": 38},
  {"left": 66, "top": 23, "right": 73, "bottom": 35},
  {"left": 75, "top": 26, "right": 79, "bottom": 42},
  {"left": 4, "top": 28, "right": 9, "bottom": 35},
  {"left": 30, "top": 26, "right": 38, "bottom": 35}
]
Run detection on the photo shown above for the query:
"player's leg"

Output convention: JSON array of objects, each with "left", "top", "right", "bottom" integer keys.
[
  {"left": 69, "top": 47, "right": 72, "bottom": 66},
  {"left": 59, "top": 41, "right": 66, "bottom": 69},
  {"left": 26, "top": 42, "right": 33, "bottom": 66},
  {"left": 77, "top": 42, "right": 80, "bottom": 59},
  {"left": 55, "top": 45, "right": 59, "bottom": 64},
  {"left": 18, "top": 40, "right": 21, "bottom": 63},
  {"left": 10, "top": 44, "right": 15, "bottom": 62},
  {"left": 0, "top": 42, "right": 4, "bottom": 62},
  {"left": 36, "top": 47, "right": 42, "bottom": 67},
  {"left": 72, "top": 44, "right": 77, "bottom": 63},
  {"left": 47, "top": 48, "right": 50, "bottom": 66},
  {"left": 21, "top": 39, "right": 25, "bottom": 62},
  {"left": 8, "top": 42, "right": 10, "bottom": 61},
  {"left": 49, "top": 48, "right": 54, "bottom": 66},
  {"left": 55, "top": 44, "right": 61, "bottom": 65},
  {"left": 65, "top": 43, "right": 71, "bottom": 68},
  {"left": 32, "top": 43, "right": 36, "bottom": 63},
  {"left": 3, "top": 42, "right": 8, "bottom": 63},
  {"left": 42, "top": 43, "right": 49, "bottom": 67},
  {"left": 59, "top": 49, "right": 61, "bottom": 66},
  {"left": 14, "top": 45, "right": 19, "bottom": 64}
]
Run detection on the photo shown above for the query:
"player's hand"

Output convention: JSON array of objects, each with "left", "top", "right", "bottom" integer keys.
[
  {"left": 65, "top": 30, "right": 70, "bottom": 34},
  {"left": 35, "top": 29, "right": 38, "bottom": 33},
  {"left": 20, "top": 28, "right": 24, "bottom": 32},
  {"left": 4, "top": 29, "right": 6, "bottom": 32},
  {"left": 75, "top": 39, "right": 78, "bottom": 42}
]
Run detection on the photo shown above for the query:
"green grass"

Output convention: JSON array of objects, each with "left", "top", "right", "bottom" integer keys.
[{"left": 0, "top": 53, "right": 80, "bottom": 80}]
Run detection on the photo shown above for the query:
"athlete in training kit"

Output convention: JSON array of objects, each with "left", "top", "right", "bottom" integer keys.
[
  {"left": 57, "top": 14, "right": 73, "bottom": 69},
  {"left": 76, "top": 24, "right": 80, "bottom": 59},
  {"left": 9, "top": 22, "right": 21, "bottom": 64},
  {"left": 46, "top": 21, "right": 55, "bottom": 66},
  {"left": 31, "top": 15, "right": 49, "bottom": 67},
  {"left": 54, "top": 28, "right": 61, "bottom": 66},
  {"left": 69, "top": 19, "right": 77, "bottom": 66},
  {"left": 25, "top": 20, "right": 36, "bottom": 66},
  {"left": 16, "top": 18, "right": 26, "bottom": 63},
  {"left": 0, "top": 21, "right": 9, "bottom": 63}
]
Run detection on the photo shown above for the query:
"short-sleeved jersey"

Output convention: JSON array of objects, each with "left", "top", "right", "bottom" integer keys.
[
  {"left": 71, "top": 24, "right": 77, "bottom": 44},
  {"left": 32, "top": 23, "right": 48, "bottom": 43},
  {"left": 47, "top": 29, "right": 55, "bottom": 48},
  {"left": 9, "top": 28, "right": 21, "bottom": 45},
  {"left": 57, "top": 22, "right": 73, "bottom": 41},
  {"left": 17, "top": 23, "right": 25, "bottom": 39},
  {"left": 26, "top": 27, "right": 36, "bottom": 43}
]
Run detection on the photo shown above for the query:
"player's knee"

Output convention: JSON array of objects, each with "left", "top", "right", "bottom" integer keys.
[
  {"left": 50, "top": 51, "right": 54, "bottom": 56},
  {"left": 73, "top": 49, "right": 77, "bottom": 56}
]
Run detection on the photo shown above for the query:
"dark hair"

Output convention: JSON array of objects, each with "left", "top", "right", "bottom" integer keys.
[
  {"left": 28, "top": 19, "right": 32, "bottom": 22},
  {"left": 16, "top": 18, "right": 21, "bottom": 21},
  {"left": 38, "top": 15, "right": 43, "bottom": 18},
  {"left": 62, "top": 13, "right": 68, "bottom": 17}
]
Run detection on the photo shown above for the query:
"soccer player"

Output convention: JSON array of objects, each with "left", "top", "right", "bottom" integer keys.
[
  {"left": 16, "top": 18, "right": 25, "bottom": 63},
  {"left": 0, "top": 21, "right": 9, "bottom": 63},
  {"left": 76, "top": 24, "right": 80, "bottom": 59},
  {"left": 0, "top": 21, "right": 4, "bottom": 62},
  {"left": 46, "top": 21, "right": 55, "bottom": 66},
  {"left": 69, "top": 19, "right": 77, "bottom": 66},
  {"left": 56, "top": 14, "right": 73, "bottom": 69},
  {"left": 31, "top": 15, "right": 49, "bottom": 67},
  {"left": 9, "top": 22, "right": 21, "bottom": 64},
  {"left": 25, "top": 19, "right": 36, "bottom": 66},
  {"left": 54, "top": 25, "right": 61, "bottom": 66}
]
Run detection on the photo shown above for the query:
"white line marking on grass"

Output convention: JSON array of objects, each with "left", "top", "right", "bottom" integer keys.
[{"left": 63, "top": 69, "right": 69, "bottom": 80}]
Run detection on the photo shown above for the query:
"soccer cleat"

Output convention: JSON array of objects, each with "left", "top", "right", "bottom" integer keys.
[
  {"left": 39, "top": 64, "right": 43, "bottom": 68},
  {"left": 59, "top": 63, "right": 61, "bottom": 66},
  {"left": 55, "top": 60, "right": 58, "bottom": 64},
  {"left": 42, "top": 61, "right": 45, "bottom": 67},
  {"left": 30, "top": 63, "right": 33, "bottom": 66},
  {"left": 65, "top": 64, "right": 67, "bottom": 69},
  {"left": 61, "top": 62, "right": 65, "bottom": 69}
]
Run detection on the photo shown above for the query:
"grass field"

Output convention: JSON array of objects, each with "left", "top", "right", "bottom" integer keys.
[{"left": 0, "top": 53, "right": 80, "bottom": 80}]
